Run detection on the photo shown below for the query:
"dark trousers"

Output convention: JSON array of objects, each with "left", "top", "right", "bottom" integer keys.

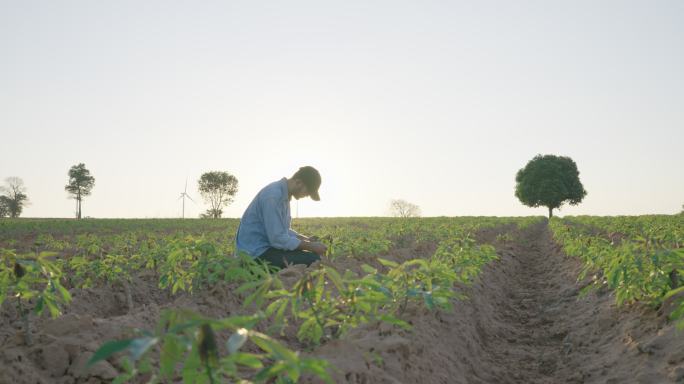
[{"left": 256, "top": 248, "right": 321, "bottom": 269}]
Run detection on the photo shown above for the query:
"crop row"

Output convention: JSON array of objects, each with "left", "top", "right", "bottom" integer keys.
[
  {"left": 549, "top": 215, "right": 684, "bottom": 325},
  {"left": 1, "top": 216, "right": 542, "bottom": 382},
  {"left": 87, "top": 229, "right": 502, "bottom": 382}
]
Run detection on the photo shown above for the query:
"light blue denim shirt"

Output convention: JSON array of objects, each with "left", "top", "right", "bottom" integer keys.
[{"left": 235, "top": 178, "right": 301, "bottom": 258}]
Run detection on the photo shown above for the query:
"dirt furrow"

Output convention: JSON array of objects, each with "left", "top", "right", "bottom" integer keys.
[
  {"left": 479, "top": 222, "right": 577, "bottom": 383},
  {"left": 469, "top": 222, "right": 684, "bottom": 384}
]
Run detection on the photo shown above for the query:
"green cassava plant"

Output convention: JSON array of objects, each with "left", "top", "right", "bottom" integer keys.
[
  {"left": 69, "top": 252, "right": 142, "bottom": 312},
  {"left": 0, "top": 248, "right": 72, "bottom": 345},
  {"left": 88, "top": 309, "right": 331, "bottom": 383}
]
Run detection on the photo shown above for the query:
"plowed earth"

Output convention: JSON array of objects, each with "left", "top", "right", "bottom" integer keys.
[{"left": 2, "top": 222, "right": 684, "bottom": 383}]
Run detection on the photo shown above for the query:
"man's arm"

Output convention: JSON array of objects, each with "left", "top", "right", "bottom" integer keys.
[
  {"left": 261, "top": 198, "right": 301, "bottom": 251},
  {"left": 297, "top": 238, "right": 327, "bottom": 256},
  {"left": 260, "top": 197, "right": 327, "bottom": 256},
  {"left": 294, "top": 233, "right": 311, "bottom": 241}
]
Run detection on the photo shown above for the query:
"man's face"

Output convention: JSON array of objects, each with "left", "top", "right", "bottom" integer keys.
[{"left": 292, "top": 179, "right": 311, "bottom": 200}]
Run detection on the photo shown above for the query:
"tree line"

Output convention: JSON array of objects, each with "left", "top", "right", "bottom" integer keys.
[
  {"left": 6, "top": 155, "right": 679, "bottom": 219},
  {"left": 0, "top": 164, "right": 239, "bottom": 219}
]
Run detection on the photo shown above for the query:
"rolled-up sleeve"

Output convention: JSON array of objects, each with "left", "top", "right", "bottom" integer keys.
[{"left": 261, "top": 197, "right": 300, "bottom": 250}]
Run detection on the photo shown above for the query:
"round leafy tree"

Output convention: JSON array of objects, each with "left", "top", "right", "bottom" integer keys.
[
  {"left": 515, "top": 154, "right": 587, "bottom": 218},
  {"left": 198, "top": 171, "right": 238, "bottom": 218}
]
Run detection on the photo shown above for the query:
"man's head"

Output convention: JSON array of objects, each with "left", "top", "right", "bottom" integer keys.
[{"left": 290, "top": 166, "right": 321, "bottom": 201}]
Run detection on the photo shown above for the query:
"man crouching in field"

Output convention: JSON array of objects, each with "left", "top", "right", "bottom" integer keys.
[{"left": 235, "top": 166, "right": 327, "bottom": 269}]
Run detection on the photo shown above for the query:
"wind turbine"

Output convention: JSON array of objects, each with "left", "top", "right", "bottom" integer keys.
[{"left": 179, "top": 179, "right": 195, "bottom": 219}]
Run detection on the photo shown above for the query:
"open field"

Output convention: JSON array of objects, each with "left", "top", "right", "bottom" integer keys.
[
  {"left": 1, "top": 216, "right": 683, "bottom": 383},
  {"left": 3, "top": 3, "right": 683, "bottom": 383}
]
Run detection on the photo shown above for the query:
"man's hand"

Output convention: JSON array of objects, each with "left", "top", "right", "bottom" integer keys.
[
  {"left": 309, "top": 241, "right": 327, "bottom": 256},
  {"left": 298, "top": 240, "right": 328, "bottom": 256}
]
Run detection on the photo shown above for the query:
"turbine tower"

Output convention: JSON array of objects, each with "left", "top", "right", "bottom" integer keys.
[{"left": 179, "top": 179, "right": 195, "bottom": 219}]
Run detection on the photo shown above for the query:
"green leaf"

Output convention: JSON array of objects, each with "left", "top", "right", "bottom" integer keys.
[
  {"left": 265, "top": 298, "right": 287, "bottom": 317},
  {"left": 274, "top": 298, "right": 289, "bottom": 326},
  {"left": 423, "top": 291, "right": 434, "bottom": 309},
  {"left": 297, "top": 317, "right": 323, "bottom": 345},
  {"left": 45, "top": 295, "right": 61, "bottom": 318},
  {"left": 403, "top": 259, "right": 429, "bottom": 269},
  {"left": 172, "top": 278, "right": 185, "bottom": 294},
  {"left": 254, "top": 360, "right": 291, "bottom": 382},
  {"left": 160, "top": 336, "right": 182, "bottom": 378},
  {"left": 315, "top": 273, "right": 325, "bottom": 302},
  {"left": 55, "top": 281, "right": 72, "bottom": 303},
  {"left": 377, "top": 258, "right": 399, "bottom": 268},
  {"left": 378, "top": 314, "right": 412, "bottom": 330},
  {"left": 250, "top": 331, "right": 298, "bottom": 362},
  {"left": 166, "top": 319, "right": 205, "bottom": 335},
  {"left": 324, "top": 266, "right": 345, "bottom": 293},
  {"left": 138, "top": 358, "right": 152, "bottom": 374},
  {"left": 112, "top": 373, "right": 135, "bottom": 384},
  {"left": 664, "top": 286, "right": 684, "bottom": 300},
  {"left": 235, "top": 280, "right": 261, "bottom": 294},
  {"left": 88, "top": 339, "right": 136, "bottom": 367},
  {"left": 181, "top": 347, "right": 202, "bottom": 383},
  {"left": 232, "top": 352, "right": 264, "bottom": 369},
  {"left": 265, "top": 289, "right": 291, "bottom": 298},
  {"left": 34, "top": 296, "right": 44, "bottom": 314},
  {"left": 212, "top": 313, "right": 263, "bottom": 330},
  {"left": 300, "top": 358, "right": 333, "bottom": 383}
]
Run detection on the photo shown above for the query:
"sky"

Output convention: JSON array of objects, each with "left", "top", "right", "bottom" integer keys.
[{"left": 1, "top": 1, "right": 683, "bottom": 218}]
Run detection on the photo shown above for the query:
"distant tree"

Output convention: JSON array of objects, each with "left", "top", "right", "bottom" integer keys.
[
  {"left": 390, "top": 199, "right": 421, "bottom": 218},
  {"left": 65, "top": 163, "right": 95, "bottom": 219},
  {"left": 198, "top": 171, "right": 238, "bottom": 218},
  {"left": 515, "top": 154, "right": 587, "bottom": 218},
  {"left": 0, "top": 177, "right": 30, "bottom": 218},
  {"left": 0, "top": 196, "right": 12, "bottom": 217}
]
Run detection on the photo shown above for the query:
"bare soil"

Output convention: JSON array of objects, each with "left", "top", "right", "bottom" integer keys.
[{"left": 2, "top": 222, "right": 684, "bottom": 383}]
